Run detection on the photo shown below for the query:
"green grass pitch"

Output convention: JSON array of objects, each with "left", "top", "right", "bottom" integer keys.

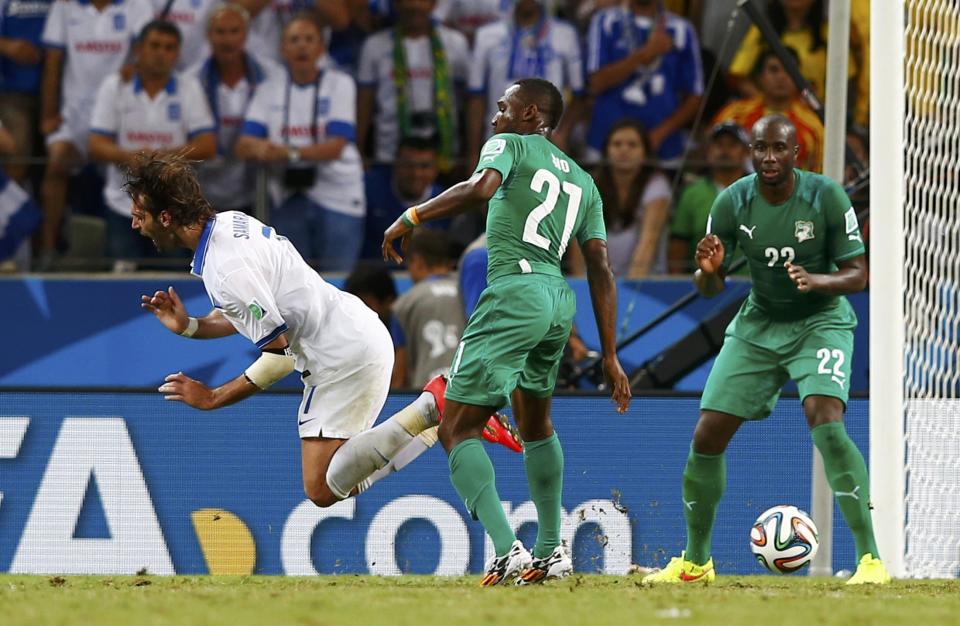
[{"left": 2, "top": 575, "right": 958, "bottom": 625}]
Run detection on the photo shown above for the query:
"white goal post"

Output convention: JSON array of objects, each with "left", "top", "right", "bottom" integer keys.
[{"left": 872, "top": 1, "right": 960, "bottom": 579}]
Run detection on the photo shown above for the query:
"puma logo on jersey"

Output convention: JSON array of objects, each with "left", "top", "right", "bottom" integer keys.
[
  {"left": 836, "top": 485, "right": 860, "bottom": 501},
  {"left": 683, "top": 498, "right": 697, "bottom": 511},
  {"left": 832, "top": 375, "right": 846, "bottom": 389},
  {"left": 848, "top": 234, "right": 863, "bottom": 242},
  {"left": 739, "top": 224, "right": 757, "bottom": 239}
]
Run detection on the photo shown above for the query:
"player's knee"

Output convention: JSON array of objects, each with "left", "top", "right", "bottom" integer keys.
[
  {"left": 804, "top": 397, "right": 844, "bottom": 429},
  {"left": 304, "top": 481, "right": 339, "bottom": 508},
  {"left": 691, "top": 422, "right": 728, "bottom": 455}
]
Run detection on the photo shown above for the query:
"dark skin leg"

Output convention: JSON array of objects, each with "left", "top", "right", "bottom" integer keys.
[
  {"left": 510, "top": 388, "right": 554, "bottom": 442},
  {"left": 802, "top": 395, "right": 845, "bottom": 429},
  {"left": 691, "top": 409, "right": 744, "bottom": 455},
  {"left": 438, "top": 389, "right": 555, "bottom": 452},
  {"left": 692, "top": 395, "right": 844, "bottom": 455},
  {"left": 438, "top": 399, "right": 499, "bottom": 452}
]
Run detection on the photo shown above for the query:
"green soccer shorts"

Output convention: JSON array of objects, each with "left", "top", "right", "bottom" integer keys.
[
  {"left": 701, "top": 299, "right": 857, "bottom": 420},
  {"left": 444, "top": 274, "right": 576, "bottom": 409}
]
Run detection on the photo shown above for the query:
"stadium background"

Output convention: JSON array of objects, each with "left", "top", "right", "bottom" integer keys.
[{"left": 0, "top": 275, "right": 869, "bottom": 577}]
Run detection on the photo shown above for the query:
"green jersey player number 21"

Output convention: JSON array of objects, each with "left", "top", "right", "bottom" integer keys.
[{"left": 383, "top": 78, "right": 631, "bottom": 587}]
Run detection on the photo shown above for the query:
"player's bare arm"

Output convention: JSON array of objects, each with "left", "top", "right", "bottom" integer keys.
[
  {"left": 234, "top": 135, "right": 289, "bottom": 163},
  {"left": 141, "top": 286, "right": 238, "bottom": 339},
  {"left": 693, "top": 234, "right": 727, "bottom": 298},
  {"left": 298, "top": 137, "right": 348, "bottom": 162},
  {"left": 159, "top": 333, "right": 292, "bottom": 410},
  {"left": 786, "top": 255, "right": 867, "bottom": 295},
  {"left": 382, "top": 168, "right": 503, "bottom": 263},
  {"left": 89, "top": 133, "right": 139, "bottom": 167},
  {"left": 583, "top": 238, "right": 632, "bottom": 413},
  {"left": 40, "top": 47, "right": 63, "bottom": 134}
]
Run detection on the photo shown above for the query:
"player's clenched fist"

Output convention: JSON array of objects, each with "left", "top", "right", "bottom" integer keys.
[
  {"left": 695, "top": 234, "right": 725, "bottom": 274},
  {"left": 785, "top": 262, "right": 819, "bottom": 293}
]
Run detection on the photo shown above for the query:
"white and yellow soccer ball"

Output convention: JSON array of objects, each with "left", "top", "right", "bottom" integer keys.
[{"left": 750, "top": 505, "right": 820, "bottom": 574}]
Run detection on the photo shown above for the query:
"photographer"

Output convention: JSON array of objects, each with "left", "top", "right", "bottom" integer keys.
[{"left": 235, "top": 12, "right": 364, "bottom": 271}]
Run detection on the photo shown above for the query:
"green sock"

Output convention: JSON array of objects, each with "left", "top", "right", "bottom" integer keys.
[
  {"left": 682, "top": 446, "right": 726, "bottom": 566},
  {"left": 448, "top": 438, "right": 516, "bottom": 556},
  {"left": 811, "top": 422, "right": 880, "bottom": 559},
  {"left": 523, "top": 433, "right": 564, "bottom": 559}
]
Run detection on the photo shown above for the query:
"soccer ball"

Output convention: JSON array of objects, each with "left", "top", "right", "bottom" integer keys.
[{"left": 750, "top": 505, "right": 820, "bottom": 574}]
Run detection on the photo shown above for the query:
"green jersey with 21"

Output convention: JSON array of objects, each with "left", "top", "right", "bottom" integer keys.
[{"left": 475, "top": 133, "right": 607, "bottom": 283}]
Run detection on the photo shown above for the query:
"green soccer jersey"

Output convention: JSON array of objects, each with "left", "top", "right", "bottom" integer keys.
[
  {"left": 709, "top": 169, "right": 865, "bottom": 319},
  {"left": 475, "top": 133, "right": 607, "bottom": 283}
]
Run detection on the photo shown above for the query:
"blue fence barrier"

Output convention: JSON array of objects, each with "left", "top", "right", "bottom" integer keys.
[
  {"left": 0, "top": 277, "right": 870, "bottom": 392},
  {"left": 0, "top": 392, "right": 867, "bottom": 576}
]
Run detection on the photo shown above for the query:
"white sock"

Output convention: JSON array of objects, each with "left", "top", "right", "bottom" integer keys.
[
  {"left": 326, "top": 393, "right": 439, "bottom": 499},
  {"left": 356, "top": 427, "right": 439, "bottom": 495}
]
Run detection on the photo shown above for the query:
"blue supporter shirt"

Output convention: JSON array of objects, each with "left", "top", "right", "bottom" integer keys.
[
  {"left": 0, "top": 0, "right": 51, "bottom": 93},
  {"left": 360, "top": 163, "right": 447, "bottom": 260},
  {"left": 586, "top": 8, "right": 703, "bottom": 162}
]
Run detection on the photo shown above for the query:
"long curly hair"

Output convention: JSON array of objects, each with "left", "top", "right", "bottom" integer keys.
[{"left": 122, "top": 151, "right": 216, "bottom": 227}]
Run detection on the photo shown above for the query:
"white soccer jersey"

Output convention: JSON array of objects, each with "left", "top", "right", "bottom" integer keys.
[
  {"left": 90, "top": 72, "right": 215, "bottom": 216},
  {"left": 357, "top": 26, "right": 469, "bottom": 163},
  {"left": 241, "top": 62, "right": 364, "bottom": 217},
  {"left": 244, "top": 0, "right": 305, "bottom": 62},
  {"left": 187, "top": 54, "right": 280, "bottom": 209},
  {"left": 191, "top": 211, "right": 392, "bottom": 386},
  {"left": 41, "top": 0, "right": 153, "bottom": 112},
  {"left": 469, "top": 17, "right": 584, "bottom": 132},
  {"left": 434, "top": 0, "right": 511, "bottom": 40},
  {"left": 151, "top": 0, "right": 217, "bottom": 70}
]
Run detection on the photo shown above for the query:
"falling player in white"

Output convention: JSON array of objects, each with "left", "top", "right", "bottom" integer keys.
[{"left": 127, "top": 152, "right": 520, "bottom": 506}]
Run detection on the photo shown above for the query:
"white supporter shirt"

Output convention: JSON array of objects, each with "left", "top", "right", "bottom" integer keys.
[
  {"left": 434, "top": 0, "right": 511, "bottom": 40},
  {"left": 241, "top": 63, "right": 364, "bottom": 217},
  {"left": 244, "top": 0, "right": 303, "bottom": 62},
  {"left": 357, "top": 27, "right": 469, "bottom": 163},
  {"left": 90, "top": 72, "right": 215, "bottom": 216},
  {"left": 186, "top": 54, "right": 280, "bottom": 210},
  {"left": 191, "top": 211, "right": 388, "bottom": 380},
  {"left": 41, "top": 0, "right": 153, "bottom": 115},
  {"left": 151, "top": 0, "right": 217, "bottom": 70},
  {"left": 470, "top": 17, "right": 584, "bottom": 132}
]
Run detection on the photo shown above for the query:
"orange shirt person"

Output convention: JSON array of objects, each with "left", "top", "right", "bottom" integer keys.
[{"left": 713, "top": 48, "right": 823, "bottom": 172}]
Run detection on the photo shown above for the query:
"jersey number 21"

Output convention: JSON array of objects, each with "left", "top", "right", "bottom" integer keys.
[{"left": 523, "top": 168, "right": 583, "bottom": 258}]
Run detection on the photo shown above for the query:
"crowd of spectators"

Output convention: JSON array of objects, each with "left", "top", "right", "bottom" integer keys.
[{"left": 0, "top": 0, "right": 870, "bottom": 276}]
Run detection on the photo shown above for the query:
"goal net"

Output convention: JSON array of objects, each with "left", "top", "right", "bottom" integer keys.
[{"left": 882, "top": 1, "right": 960, "bottom": 578}]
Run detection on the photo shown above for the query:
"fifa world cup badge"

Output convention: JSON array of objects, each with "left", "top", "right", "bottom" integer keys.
[{"left": 794, "top": 220, "right": 815, "bottom": 243}]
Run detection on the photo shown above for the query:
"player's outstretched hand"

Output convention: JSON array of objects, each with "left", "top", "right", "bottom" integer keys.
[
  {"left": 785, "top": 262, "right": 818, "bottom": 293},
  {"left": 695, "top": 235, "right": 724, "bottom": 274},
  {"left": 141, "top": 286, "right": 189, "bottom": 334},
  {"left": 603, "top": 355, "right": 632, "bottom": 414},
  {"left": 381, "top": 219, "right": 413, "bottom": 264},
  {"left": 158, "top": 372, "right": 214, "bottom": 410}
]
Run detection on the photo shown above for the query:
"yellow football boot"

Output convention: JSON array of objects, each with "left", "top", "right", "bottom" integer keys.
[
  {"left": 845, "top": 554, "right": 892, "bottom": 585},
  {"left": 641, "top": 552, "right": 716, "bottom": 584}
]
